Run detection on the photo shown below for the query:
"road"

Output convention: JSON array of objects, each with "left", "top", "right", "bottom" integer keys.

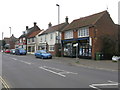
[{"left": 1, "top": 53, "right": 119, "bottom": 89}]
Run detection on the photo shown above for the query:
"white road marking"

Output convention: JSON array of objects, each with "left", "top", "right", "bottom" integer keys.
[
  {"left": 39, "top": 66, "right": 77, "bottom": 77},
  {"left": 89, "top": 85, "right": 101, "bottom": 90},
  {"left": 39, "top": 66, "right": 66, "bottom": 77},
  {"left": 11, "top": 58, "right": 18, "bottom": 61},
  {"left": 10, "top": 57, "right": 31, "bottom": 65},
  {"left": 89, "top": 80, "right": 119, "bottom": 90},
  {"left": 20, "top": 60, "right": 31, "bottom": 65},
  {"left": 43, "top": 66, "right": 77, "bottom": 74},
  {"left": 0, "top": 76, "right": 10, "bottom": 89},
  {"left": 78, "top": 64, "right": 117, "bottom": 72}
]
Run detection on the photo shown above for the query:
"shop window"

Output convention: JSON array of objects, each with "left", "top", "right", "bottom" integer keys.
[
  {"left": 79, "top": 43, "right": 91, "bottom": 57},
  {"left": 49, "top": 45, "right": 54, "bottom": 51},
  {"left": 28, "top": 46, "right": 31, "bottom": 52},
  {"left": 32, "top": 46, "right": 35, "bottom": 52}
]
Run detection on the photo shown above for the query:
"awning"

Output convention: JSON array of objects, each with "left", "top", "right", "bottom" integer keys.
[{"left": 62, "top": 37, "right": 89, "bottom": 43}]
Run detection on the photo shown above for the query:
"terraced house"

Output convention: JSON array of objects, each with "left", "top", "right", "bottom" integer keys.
[
  {"left": 17, "top": 22, "right": 42, "bottom": 53},
  {"left": 38, "top": 17, "right": 69, "bottom": 56},
  {"left": 27, "top": 22, "right": 42, "bottom": 54},
  {"left": 61, "top": 11, "right": 118, "bottom": 59}
]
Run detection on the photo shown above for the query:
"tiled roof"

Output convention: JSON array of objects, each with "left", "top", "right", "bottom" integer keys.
[
  {"left": 19, "top": 25, "right": 41, "bottom": 39},
  {"left": 28, "top": 30, "right": 41, "bottom": 38},
  {"left": 62, "top": 11, "right": 107, "bottom": 31},
  {"left": 43, "top": 23, "right": 68, "bottom": 34}
]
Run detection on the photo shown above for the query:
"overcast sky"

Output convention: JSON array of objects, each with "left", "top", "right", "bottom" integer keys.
[{"left": 0, "top": 0, "right": 119, "bottom": 40}]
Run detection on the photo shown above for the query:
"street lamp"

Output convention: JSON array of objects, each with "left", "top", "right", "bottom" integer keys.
[
  {"left": 56, "top": 4, "right": 60, "bottom": 44},
  {"left": 9, "top": 27, "right": 11, "bottom": 37},
  {"left": 56, "top": 4, "right": 60, "bottom": 25}
]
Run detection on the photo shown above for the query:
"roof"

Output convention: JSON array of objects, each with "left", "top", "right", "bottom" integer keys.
[
  {"left": 19, "top": 25, "right": 41, "bottom": 39},
  {"left": 43, "top": 22, "right": 68, "bottom": 34},
  {"left": 28, "top": 30, "right": 41, "bottom": 38},
  {"left": 62, "top": 11, "right": 107, "bottom": 31}
]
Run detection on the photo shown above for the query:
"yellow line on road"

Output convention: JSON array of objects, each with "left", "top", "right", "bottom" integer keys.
[{"left": 0, "top": 76, "right": 10, "bottom": 90}]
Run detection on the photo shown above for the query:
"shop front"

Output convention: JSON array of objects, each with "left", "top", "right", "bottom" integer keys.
[
  {"left": 27, "top": 45, "right": 35, "bottom": 54},
  {"left": 38, "top": 43, "right": 48, "bottom": 50},
  {"left": 62, "top": 37, "right": 92, "bottom": 59}
]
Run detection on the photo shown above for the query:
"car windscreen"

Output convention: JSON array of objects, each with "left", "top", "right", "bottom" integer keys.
[{"left": 38, "top": 50, "right": 47, "bottom": 54}]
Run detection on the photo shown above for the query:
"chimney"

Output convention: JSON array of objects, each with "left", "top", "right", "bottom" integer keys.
[
  {"left": 34, "top": 22, "right": 37, "bottom": 26},
  {"left": 65, "top": 16, "right": 68, "bottom": 23},
  {"left": 26, "top": 26, "right": 29, "bottom": 30},
  {"left": 48, "top": 22, "right": 52, "bottom": 28}
]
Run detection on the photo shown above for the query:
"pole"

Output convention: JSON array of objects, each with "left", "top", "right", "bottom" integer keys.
[
  {"left": 9, "top": 27, "right": 11, "bottom": 37},
  {"left": 56, "top": 4, "right": 60, "bottom": 25},
  {"left": 56, "top": 4, "right": 60, "bottom": 43},
  {"left": 2, "top": 32, "right": 4, "bottom": 52}
]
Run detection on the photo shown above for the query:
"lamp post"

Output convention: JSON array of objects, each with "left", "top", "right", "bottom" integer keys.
[
  {"left": 9, "top": 27, "right": 11, "bottom": 37},
  {"left": 56, "top": 4, "right": 60, "bottom": 25},
  {"left": 56, "top": 4, "right": 61, "bottom": 57},
  {"left": 1, "top": 32, "right": 4, "bottom": 52},
  {"left": 56, "top": 4, "right": 60, "bottom": 43}
]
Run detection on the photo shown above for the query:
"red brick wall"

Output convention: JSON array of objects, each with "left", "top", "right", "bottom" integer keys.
[
  {"left": 61, "top": 32, "right": 64, "bottom": 40},
  {"left": 73, "top": 30, "right": 78, "bottom": 38},
  {"left": 92, "top": 12, "right": 117, "bottom": 59}
]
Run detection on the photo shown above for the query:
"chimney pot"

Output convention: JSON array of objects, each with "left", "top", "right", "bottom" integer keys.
[
  {"left": 48, "top": 22, "right": 52, "bottom": 28},
  {"left": 65, "top": 16, "right": 68, "bottom": 23},
  {"left": 26, "top": 26, "right": 29, "bottom": 30},
  {"left": 34, "top": 22, "right": 37, "bottom": 26}
]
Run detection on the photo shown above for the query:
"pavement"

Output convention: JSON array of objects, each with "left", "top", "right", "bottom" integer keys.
[{"left": 52, "top": 56, "right": 119, "bottom": 71}]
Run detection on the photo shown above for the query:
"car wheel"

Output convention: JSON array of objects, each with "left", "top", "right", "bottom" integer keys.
[{"left": 41, "top": 57, "right": 44, "bottom": 59}]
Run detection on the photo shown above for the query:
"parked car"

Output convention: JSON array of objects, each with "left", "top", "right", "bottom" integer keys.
[
  {"left": 15, "top": 48, "right": 26, "bottom": 55},
  {"left": 10, "top": 49, "right": 15, "bottom": 54},
  {"left": 4, "top": 49, "right": 10, "bottom": 53},
  {"left": 35, "top": 50, "right": 52, "bottom": 59},
  {"left": 112, "top": 56, "right": 120, "bottom": 62}
]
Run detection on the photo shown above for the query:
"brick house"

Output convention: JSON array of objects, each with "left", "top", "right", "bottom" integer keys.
[
  {"left": 118, "top": 25, "right": 120, "bottom": 54},
  {"left": 38, "top": 17, "right": 69, "bottom": 56},
  {"left": 61, "top": 11, "right": 117, "bottom": 59},
  {"left": 4, "top": 34, "right": 18, "bottom": 49}
]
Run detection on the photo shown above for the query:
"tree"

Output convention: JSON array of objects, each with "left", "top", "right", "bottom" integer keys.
[
  {"left": 102, "top": 36, "right": 116, "bottom": 59},
  {"left": 2, "top": 40, "right": 6, "bottom": 48}
]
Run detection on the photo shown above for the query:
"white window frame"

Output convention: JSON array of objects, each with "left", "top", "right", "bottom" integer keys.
[
  {"left": 78, "top": 27, "right": 89, "bottom": 37},
  {"left": 49, "top": 45, "right": 54, "bottom": 51},
  {"left": 65, "top": 30, "right": 73, "bottom": 39},
  {"left": 32, "top": 37, "right": 35, "bottom": 43},
  {"left": 28, "top": 39, "right": 30, "bottom": 43}
]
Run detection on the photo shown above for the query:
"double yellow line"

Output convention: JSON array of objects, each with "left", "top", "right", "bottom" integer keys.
[{"left": 0, "top": 76, "right": 10, "bottom": 90}]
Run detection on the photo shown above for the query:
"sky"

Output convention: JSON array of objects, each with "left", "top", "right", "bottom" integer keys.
[{"left": 0, "top": 0, "right": 119, "bottom": 40}]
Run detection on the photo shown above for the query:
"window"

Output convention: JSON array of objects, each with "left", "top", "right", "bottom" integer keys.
[
  {"left": 32, "top": 46, "right": 35, "bottom": 52},
  {"left": 45, "top": 36, "right": 46, "bottom": 42},
  {"left": 28, "top": 39, "right": 30, "bottom": 43},
  {"left": 49, "top": 45, "right": 54, "bottom": 51},
  {"left": 32, "top": 38, "right": 35, "bottom": 42},
  {"left": 78, "top": 27, "right": 89, "bottom": 37},
  {"left": 50, "top": 33, "right": 52, "bottom": 40},
  {"left": 40, "top": 37, "right": 42, "bottom": 42},
  {"left": 65, "top": 30, "right": 73, "bottom": 39}
]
